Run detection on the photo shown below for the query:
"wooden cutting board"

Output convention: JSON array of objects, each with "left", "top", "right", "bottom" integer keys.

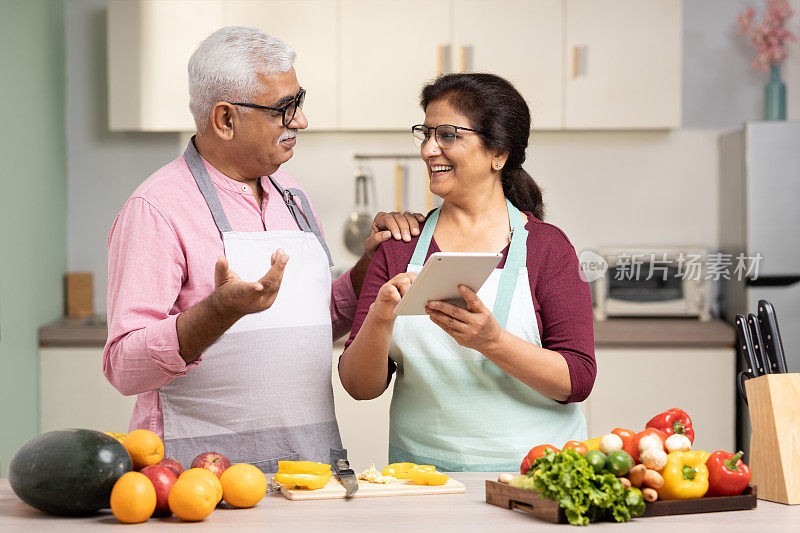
[{"left": 278, "top": 477, "right": 466, "bottom": 500}]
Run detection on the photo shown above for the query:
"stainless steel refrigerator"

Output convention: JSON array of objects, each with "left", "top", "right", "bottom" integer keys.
[{"left": 720, "top": 121, "right": 800, "bottom": 459}]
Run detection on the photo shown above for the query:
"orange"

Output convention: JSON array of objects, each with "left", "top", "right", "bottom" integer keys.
[
  {"left": 124, "top": 429, "right": 164, "bottom": 470},
  {"left": 180, "top": 467, "right": 223, "bottom": 504},
  {"left": 220, "top": 463, "right": 267, "bottom": 508},
  {"left": 168, "top": 477, "right": 217, "bottom": 522},
  {"left": 110, "top": 471, "right": 157, "bottom": 524}
]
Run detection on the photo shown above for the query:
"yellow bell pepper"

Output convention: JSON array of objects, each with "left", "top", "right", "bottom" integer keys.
[
  {"left": 582, "top": 436, "right": 602, "bottom": 452},
  {"left": 274, "top": 472, "right": 332, "bottom": 490},
  {"left": 658, "top": 451, "right": 711, "bottom": 500},
  {"left": 381, "top": 462, "right": 436, "bottom": 479},
  {"left": 410, "top": 471, "right": 449, "bottom": 486},
  {"left": 276, "top": 461, "right": 331, "bottom": 475}
]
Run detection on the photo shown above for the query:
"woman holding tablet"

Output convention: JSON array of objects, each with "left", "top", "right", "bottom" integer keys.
[{"left": 338, "top": 73, "right": 595, "bottom": 471}]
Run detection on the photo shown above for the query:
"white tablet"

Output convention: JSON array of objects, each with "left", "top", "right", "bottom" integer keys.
[{"left": 393, "top": 252, "right": 503, "bottom": 316}]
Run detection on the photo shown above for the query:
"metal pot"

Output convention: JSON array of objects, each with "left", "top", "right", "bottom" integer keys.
[{"left": 343, "top": 168, "right": 374, "bottom": 256}]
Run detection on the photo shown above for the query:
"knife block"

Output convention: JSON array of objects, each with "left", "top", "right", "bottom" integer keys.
[{"left": 744, "top": 373, "right": 800, "bottom": 505}]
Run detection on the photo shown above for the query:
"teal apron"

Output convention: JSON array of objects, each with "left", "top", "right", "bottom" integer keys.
[{"left": 388, "top": 200, "right": 587, "bottom": 471}]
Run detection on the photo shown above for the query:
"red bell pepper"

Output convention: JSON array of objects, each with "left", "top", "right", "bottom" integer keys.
[
  {"left": 646, "top": 408, "right": 695, "bottom": 444},
  {"left": 520, "top": 444, "right": 559, "bottom": 474},
  {"left": 632, "top": 427, "right": 667, "bottom": 463},
  {"left": 705, "top": 451, "right": 751, "bottom": 496}
]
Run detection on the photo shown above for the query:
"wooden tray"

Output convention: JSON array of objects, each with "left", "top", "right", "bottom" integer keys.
[
  {"left": 485, "top": 480, "right": 757, "bottom": 523},
  {"left": 279, "top": 477, "right": 466, "bottom": 500}
]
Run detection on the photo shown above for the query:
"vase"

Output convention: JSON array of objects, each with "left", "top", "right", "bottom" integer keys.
[{"left": 764, "top": 64, "right": 786, "bottom": 121}]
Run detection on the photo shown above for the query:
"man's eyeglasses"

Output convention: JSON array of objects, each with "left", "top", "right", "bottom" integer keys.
[
  {"left": 411, "top": 124, "right": 486, "bottom": 149},
  {"left": 232, "top": 88, "right": 306, "bottom": 127}
]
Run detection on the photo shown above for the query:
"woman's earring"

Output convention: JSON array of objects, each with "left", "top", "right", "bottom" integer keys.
[{"left": 494, "top": 163, "right": 502, "bottom": 170}]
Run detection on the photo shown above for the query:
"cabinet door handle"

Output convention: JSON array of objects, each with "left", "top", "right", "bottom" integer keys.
[
  {"left": 459, "top": 45, "right": 473, "bottom": 73},
  {"left": 573, "top": 45, "right": 587, "bottom": 78},
  {"left": 437, "top": 44, "right": 452, "bottom": 75}
]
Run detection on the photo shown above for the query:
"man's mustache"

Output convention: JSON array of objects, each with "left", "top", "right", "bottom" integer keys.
[{"left": 277, "top": 130, "right": 298, "bottom": 145}]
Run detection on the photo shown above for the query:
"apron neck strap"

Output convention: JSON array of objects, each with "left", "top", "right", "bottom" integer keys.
[
  {"left": 184, "top": 138, "right": 233, "bottom": 235},
  {"left": 184, "top": 138, "right": 333, "bottom": 267}
]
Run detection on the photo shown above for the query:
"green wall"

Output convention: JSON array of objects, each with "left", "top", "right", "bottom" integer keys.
[{"left": 0, "top": 0, "right": 67, "bottom": 473}]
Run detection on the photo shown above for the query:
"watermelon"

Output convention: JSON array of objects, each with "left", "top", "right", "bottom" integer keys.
[{"left": 9, "top": 429, "right": 132, "bottom": 515}]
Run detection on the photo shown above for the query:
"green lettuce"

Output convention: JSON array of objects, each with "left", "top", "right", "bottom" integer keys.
[{"left": 517, "top": 449, "right": 645, "bottom": 526}]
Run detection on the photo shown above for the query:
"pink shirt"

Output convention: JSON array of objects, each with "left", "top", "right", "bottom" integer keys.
[{"left": 103, "top": 154, "right": 358, "bottom": 437}]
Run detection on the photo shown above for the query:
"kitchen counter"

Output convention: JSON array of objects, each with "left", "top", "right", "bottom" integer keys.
[
  {"left": 0, "top": 475, "right": 797, "bottom": 531},
  {"left": 40, "top": 316, "right": 734, "bottom": 349}
]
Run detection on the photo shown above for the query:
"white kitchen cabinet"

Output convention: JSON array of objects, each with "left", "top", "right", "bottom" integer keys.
[
  {"left": 226, "top": 0, "right": 339, "bottom": 130},
  {"left": 339, "top": 0, "right": 450, "bottom": 130},
  {"left": 452, "top": 0, "right": 564, "bottom": 130},
  {"left": 39, "top": 348, "right": 135, "bottom": 434},
  {"left": 564, "top": 0, "right": 682, "bottom": 129},
  {"left": 583, "top": 348, "right": 735, "bottom": 453},
  {"left": 108, "top": 0, "right": 225, "bottom": 131}
]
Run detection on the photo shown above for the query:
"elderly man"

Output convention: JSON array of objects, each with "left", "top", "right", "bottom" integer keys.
[{"left": 103, "top": 26, "right": 422, "bottom": 472}]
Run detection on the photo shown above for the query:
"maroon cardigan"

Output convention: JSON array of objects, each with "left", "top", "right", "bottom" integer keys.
[{"left": 344, "top": 212, "right": 596, "bottom": 403}]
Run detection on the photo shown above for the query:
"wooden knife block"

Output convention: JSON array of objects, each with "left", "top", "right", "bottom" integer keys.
[{"left": 744, "top": 373, "right": 800, "bottom": 505}]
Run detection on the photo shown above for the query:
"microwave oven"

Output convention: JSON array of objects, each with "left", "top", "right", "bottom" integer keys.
[{"left": 592, "top": 247, "right": 711, "bottom": 321}]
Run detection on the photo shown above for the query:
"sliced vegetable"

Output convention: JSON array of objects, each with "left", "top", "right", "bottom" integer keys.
[
  {"left": 646, "top": 408, "right": 695, "bottom": 444},
  {"left": 520, "top": 444, "right": 559, "bottom": 475},
  {"left": 658, "top": 451, "right": 710, "bottom": 500},
  {"left": 665, "top": 434, "right": 692, "bottom": 453},
  {"left": 584, "top": 450, "right": 607, "bottom": 473},
  {"left": 410, "top": 471, "right": 449, "bottom": 486},
  {"left": 705, "top": 451, "right": 751, "bottom": 496},
  {"left": 605, "top": 450, "right": 634, "bottom": 477},
  {"left": 381, "top": 463, "right": 435, "bottom": 479},
  {"left": 274, "top": 472, "right": 331, "bottom": 490},
  {"left": 599, "top": 434, "right": 624, "bottom": 454},
  {"left": 277, "top": 461, "right": 331, "bottom": 475}
]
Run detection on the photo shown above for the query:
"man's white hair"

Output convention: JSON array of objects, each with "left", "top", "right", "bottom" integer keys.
[{"left": 188, "top": 26, "right": 296, "bottom": 131}]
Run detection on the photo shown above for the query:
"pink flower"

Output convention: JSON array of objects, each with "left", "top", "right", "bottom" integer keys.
[{"left": 738, "top": 0, "right": 795, "bottom": 71}]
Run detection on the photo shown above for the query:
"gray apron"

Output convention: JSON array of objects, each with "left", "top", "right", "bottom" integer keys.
[{"left": 158, "top": 140, "right": 344, "bottom": 473}]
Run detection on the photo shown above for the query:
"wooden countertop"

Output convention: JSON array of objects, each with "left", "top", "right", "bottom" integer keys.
[
  {"left": 1, "top": 475, "right": 797, "bottom": 531},
  {"left": 39, "top": 316, "right": 734, "bottom": 349},
  {"left": 593, "top": 318, "right": 735, "bottom": 348}
]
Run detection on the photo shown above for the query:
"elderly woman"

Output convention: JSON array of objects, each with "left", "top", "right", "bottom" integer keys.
[{"left": 338, "top": 73, "right": 596, "bottom": 471}]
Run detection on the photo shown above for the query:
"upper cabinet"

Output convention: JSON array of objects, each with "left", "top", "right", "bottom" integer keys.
[
  {"left": 564, "top": 0, "right": 682, "bottom": 129},
  {"left": 108, "top": 0, "right": 225, "bottom": 131},
  {"left": 339, "top": 0, "right": 450, "bottom": 130},
  {"left": 108, "top": 0, "right": 682, "bottom": 132},
  {"left": 453, "top": 0, "right": 564, "bottom": 130},
  {"left": 226, "top": 0, "right": 339, "bottom": 130}
]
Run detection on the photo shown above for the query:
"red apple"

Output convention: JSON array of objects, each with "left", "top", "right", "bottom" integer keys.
[
  {"left": 190, "top": 452, "right": 231, "bottom": 478},
  {"left": 140, "top": 465, "right": 178, "bottom": 516},
  {"left": 159, "top": 457, "right": 184, "bottom": 477}
]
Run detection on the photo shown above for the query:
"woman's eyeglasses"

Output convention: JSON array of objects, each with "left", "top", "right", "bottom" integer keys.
[
  {"left": 232, "top": 88, "right": 306, "bottom": 127},
  {"left": 411, "top": 124, "right": 485, "bottom": 148}
]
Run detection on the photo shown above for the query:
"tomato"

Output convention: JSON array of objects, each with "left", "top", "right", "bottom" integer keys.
[
  {"left": 611, "top": 428, "right": 637, "bottom": 459},
  {"left": 520, "top": 444, "right": 559, "bottom": 474},
  {"left": 631, "top": 427, "right": 667, "bottom": 463},
  {"left": 562, "top": 441, "right": 588, "bottom": 455},
  {"left": 605, "top": 450, "right": 634, "bottom": 476}
]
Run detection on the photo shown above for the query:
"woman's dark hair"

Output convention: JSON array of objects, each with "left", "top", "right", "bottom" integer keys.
[{"left": 420, "top": 73, "right": 544, "bottom": 220}]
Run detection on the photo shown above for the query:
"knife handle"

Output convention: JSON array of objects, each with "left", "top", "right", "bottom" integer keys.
[
  {"left": 735, "top": 314, "right": 759, "bottom": 377},
  {"left": 747, "top": 313, "right": 769, "bottom": 374}
]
